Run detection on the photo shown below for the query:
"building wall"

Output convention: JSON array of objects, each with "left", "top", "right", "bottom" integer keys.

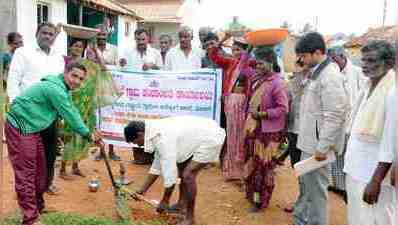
[
  {"left": 117, "top": 15, "right": 138, "bottom": 57},
  {"left": 0, "top": 0, "right": 17, "bottom": 45},
  {"left": 16, "top": 0, "right": 67, "bottom": 54},
  {"left": 396, "top": 2, "right": 398, "bottom": 25},
  {"left": 150, "top": 22, "right": 180, "bottom": 49}
]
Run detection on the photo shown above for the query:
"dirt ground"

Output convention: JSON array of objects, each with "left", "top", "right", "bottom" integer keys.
[{"left": 1, "top": 148, "right": 347, "bottom": 225}]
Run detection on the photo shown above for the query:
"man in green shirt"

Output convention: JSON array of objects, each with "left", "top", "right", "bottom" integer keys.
[{"left": 5, "top": 61, "right": 103, "bottom": 225}]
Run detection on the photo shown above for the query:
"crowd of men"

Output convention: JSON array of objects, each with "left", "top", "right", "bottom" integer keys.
[{"left": 1, "top": 21, "right": 398, "bottom": 225}]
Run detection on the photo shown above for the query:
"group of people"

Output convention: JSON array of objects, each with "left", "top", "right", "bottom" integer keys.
[{"left": 2, "top": 20, "right": 398, "bottom": 225}]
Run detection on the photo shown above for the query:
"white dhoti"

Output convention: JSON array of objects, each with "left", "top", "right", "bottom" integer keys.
[
  {"left": 193, "top": 128, "right": 225, "bottom": 163},
  {"left": 346, "top": 175, "right": 398, "bottom": 225}
]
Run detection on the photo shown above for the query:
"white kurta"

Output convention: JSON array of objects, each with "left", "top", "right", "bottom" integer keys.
[
  {"left": 345, "top": 81, "right": 398, "bottom": 225},
  {"left": 7, "top": 42, "right": 65, "bottom": 101},
  {"left": 121, "top": 46, "right": 162, "bottom": 71},
  {"left": 343, "top": 60, "right": 367, "bottom": 110},
  {"left": 164, "top": 46, "right": 202, "bottom": 71},
  {"left": 343, "top": 60, "right": 367, "bottom": 133},
  {"left": 145, "top": 116, "right": 225, "bottom": 188},
  {"left": 344, "top": 83, "right": 394, "bottom": 183},
  {"left": 380, "top": 87, "right": 398, "bottom": 166},
  {"left": 97, "top": 43, "right": 118, "bottom": 65},
  {"left": 380, "top": 86, "right": 398, "bottom": 191}
]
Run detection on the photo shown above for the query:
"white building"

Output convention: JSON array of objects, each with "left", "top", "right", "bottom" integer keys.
[
  {"left": 0, "top": 0, "right": 141, "bottom": 56},
  {"left": 120, "top": 0, "right": 183, "bottom": 48},
  {"left": 395, "top": 1, "right": 398, "bottom": 25}
]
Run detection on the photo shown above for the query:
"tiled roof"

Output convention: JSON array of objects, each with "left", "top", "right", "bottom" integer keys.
[
  {"left": 345, "top": 26, "right": 398, "bottom": 48},
  {"left": 79, "top": 0, "right": 141, "bottom": 19},
  {"left": 121, "top": 0, "right": 182, "bottom": 23}
]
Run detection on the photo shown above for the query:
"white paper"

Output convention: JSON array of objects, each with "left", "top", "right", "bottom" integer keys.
[{"left": 294, "top": 151, "right": 336, "bottom": 177}]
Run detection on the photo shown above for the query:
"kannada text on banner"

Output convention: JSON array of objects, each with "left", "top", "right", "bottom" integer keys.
[{"left": 99, "top": 68, "right": 222, "bottom": 146}]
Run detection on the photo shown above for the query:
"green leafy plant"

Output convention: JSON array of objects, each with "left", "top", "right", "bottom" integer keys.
[{"left": 0, "top": 212, "right": 169, "bottom": 225}]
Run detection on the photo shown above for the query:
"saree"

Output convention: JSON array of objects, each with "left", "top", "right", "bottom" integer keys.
[
  {"left": 222, "top": 93, "right": 247, "bottom": 180},
  {"left": 62, "top": 59, "right": 120, "bottom": 161},
  {"left": 244, "top": 75, "right": 284, "bottom": 209}
]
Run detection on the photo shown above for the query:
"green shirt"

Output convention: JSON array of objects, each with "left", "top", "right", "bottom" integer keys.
[{"left": 7, "top": 74, "right": 90, "bottom": 137}]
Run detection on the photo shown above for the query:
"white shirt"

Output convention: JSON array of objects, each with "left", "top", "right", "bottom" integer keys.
[
  {"left": 7, "top": 42, "right": 65, "bottom": 101},
  {"left": 165, "top": 45, "right": 202, "bottom": 71},
  {"left": 344, "top": 88, "right": 393, "bottom": 183},
  {"left": 121, "top": 46, "right": 162, "bottom": 71},
  {"left": 145, "top": 116, "right": 225, "bottom": 188},
  {"left": 97, "top": 43, "right": 118, "bottom": 65},
  {"left": 343, "top": 60, "right": 367, "bottom": 111},
  {"left": 380, "top": 88, "right": 398, "bottom": 164}
]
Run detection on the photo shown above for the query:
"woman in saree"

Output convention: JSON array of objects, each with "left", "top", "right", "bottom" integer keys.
[
  {"left": 244, "top": 47, "right": 289, "bottom": 212},
  {"left": 59, "top": 40, "right": 100, "bottom": 178},
  {"left": 207, "top": 34, "right": 255, "bottom": 183}
]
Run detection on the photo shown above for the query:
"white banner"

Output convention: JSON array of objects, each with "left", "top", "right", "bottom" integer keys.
[{"left": 99, "top": 68, "right": 222, "bottom": 146}]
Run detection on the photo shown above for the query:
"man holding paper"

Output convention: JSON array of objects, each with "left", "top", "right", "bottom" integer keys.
[
  {"left": 344, "top": 40, "right": 397, "bottom": 225},
  {"left": 293, "top": 32, "right": 349, "bottom": 225}
]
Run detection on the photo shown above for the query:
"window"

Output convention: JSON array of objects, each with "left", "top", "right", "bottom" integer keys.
[
  {"left": 125, "top": 22, "right": 131, "bottom": 36},
  {"left": 37, "top": 3, "right": 49, "bottom": 25}
]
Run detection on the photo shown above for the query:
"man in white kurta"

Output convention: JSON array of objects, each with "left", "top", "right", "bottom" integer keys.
[
  {"left": 165, "top": 26, "right": 202, "bottom": 71},
  {"left": 85, "top": 31, "right": 118, "bottom": 66},
  {"left": 119, "top": 28, "right": 162, "bottom": 71},
  {"left": 327, "top": 46, "right": 367, "bottom": 197},
  {"left": 125, "top": 116, "right": 225, "bottom": 225},
  {"left": 7, "top": 23, "right": 64, "bottom": 102},
  {"left": 344, "top": 41, "right": 397, "bottom": 225}
]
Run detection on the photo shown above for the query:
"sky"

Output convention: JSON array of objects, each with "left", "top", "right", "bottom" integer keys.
[{"left": 190, "top": 0, "right": 398, "bottom": 36}]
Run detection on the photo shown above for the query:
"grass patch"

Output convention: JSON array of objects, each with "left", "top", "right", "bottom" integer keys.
[{"left": 1, "top": 212, "right": 169, "bottom": 225}]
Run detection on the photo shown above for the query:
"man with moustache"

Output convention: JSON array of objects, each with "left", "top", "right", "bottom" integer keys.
[
  {"left": 7, "top": 22, "right": 65, "bottom": 101},
  {"left": 344, "top": 40, "right": 397, "bottom": 225},
  {"left": 109, "top": 28, "right": 162, "bottom": 163},
  {"left": 158, "top": 34, "right": 173, "bottom": 69},
  {"left": 85, "top": 31, "right": 118, "bottom": 66},
  {"left": 119, "top": 28, "right": 162, "bottom": 71},
  {"left": 165, "top": 26, "right": 202, "bottom": 70}
]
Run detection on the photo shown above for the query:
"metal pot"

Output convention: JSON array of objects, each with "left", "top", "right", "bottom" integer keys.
[{"left": 88, "top": 179, "right": 100, "bottom": 192}]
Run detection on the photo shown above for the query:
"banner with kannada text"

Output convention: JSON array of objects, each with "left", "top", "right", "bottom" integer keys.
[{"left": 99, "top": 68, "right": 222, "bottom": 146}]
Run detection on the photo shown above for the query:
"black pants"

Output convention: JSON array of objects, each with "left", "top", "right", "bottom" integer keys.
[
  {"left": 39, "top": 122, "right": 58, "bottom": 189},
  {"left": 287, "top": 132, "right": 302, "bottom": 168}
]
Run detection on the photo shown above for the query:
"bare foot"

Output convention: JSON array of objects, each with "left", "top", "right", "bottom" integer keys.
[
  {"left": 231, "top": 180, "right": 245, "bottom": 192},
  {"left": 40, "top": 206, "right": 58, "bottom": 214},
  {"left": 284, "top": 205, "right": 294, "bottom": 213},
  {"left": 167, "top": 203, "right": 185, "bottom": 214},
  {"left": 32, "top": 221, "right": 44, "bottom": 225},
  {"left": 72, "top": 169, "right": 86, "bottom": 177},
  {"left": 46, "top": 185, "right": 60, "bottom": 195},
  {"left": 177, "top": 218, "right": 194, "bottom": 225},
  {"left": 59, "top": 172, "right": 75, "bottom": 180},
  {"left": 248, "top": 205, "right": 262, "bottom": 213}
]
